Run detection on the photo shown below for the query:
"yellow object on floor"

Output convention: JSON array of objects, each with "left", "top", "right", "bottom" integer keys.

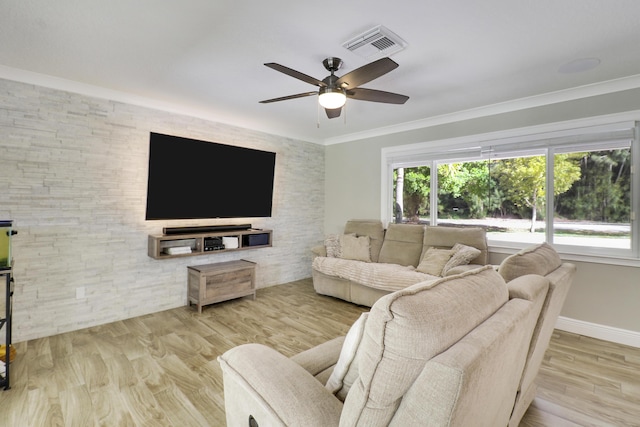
[{"left": 0, "top": 344, "right": 15, "bottom": 363}]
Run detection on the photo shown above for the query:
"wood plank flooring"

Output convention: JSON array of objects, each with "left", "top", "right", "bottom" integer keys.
[
  {"left": 1, "top": 278, "right": 639, "bottom": 426},
  {"left": 520, "top": 330, "right": 640, "bottom": 427}
]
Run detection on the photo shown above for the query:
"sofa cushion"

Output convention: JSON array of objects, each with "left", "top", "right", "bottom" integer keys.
[
  {"left": 416, "top": 247, "right": 454, "bottom": 276},
  {"left": 422, "top": 225, "right": 488, "bottom": 265},
  {"left": 341, "top": 266, "right": 509, "bottom": 426},
  {"left": 312, "top": 257, "right": 436, "bottom": 292},
  {"left": 377, "top": 223, "right": 425, "bottom": 267},
  {"left": 340, "top": 234, "right": 371, "bottom": 262},
  {"left": 442, "top": 243, "right": 482, "bottom": 275},
  {"left": 344, "top": 220, "right": 385, "bottom": 263},
  {"left": 498, "top": 242, "right": 562, "bottom": 282}
]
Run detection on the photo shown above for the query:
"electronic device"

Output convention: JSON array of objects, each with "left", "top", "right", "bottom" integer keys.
[
  {"left": 243, "top": 233, "right": 270, "bottom": 247},
  {"left": 163, "top": 246, "right": 192, "bottom": 255},
  {"left": 204, "top": 236, "right": 225, "bottom": 251},
  {"left": 145, "top": 133, "right": 276, "bottom": 220},
  {"left": 222, "top": 236, "right": 239, "bottom": 249},
  {"left": 163, "top": 224, "right": 251, "bottom": 235}
]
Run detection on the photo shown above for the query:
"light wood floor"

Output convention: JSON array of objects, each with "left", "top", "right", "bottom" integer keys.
[{"left": 1, "top": 278, "right": 639, "bottom": 426}]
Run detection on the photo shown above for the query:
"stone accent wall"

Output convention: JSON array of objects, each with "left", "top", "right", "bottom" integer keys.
[{"left": 0, "top": 78, "right": 325, "bottom": 342}]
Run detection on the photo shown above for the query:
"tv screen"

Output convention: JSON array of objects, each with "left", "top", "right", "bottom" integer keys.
[{"left": 145, "top": 133, "right": 276, "bottom": 220}]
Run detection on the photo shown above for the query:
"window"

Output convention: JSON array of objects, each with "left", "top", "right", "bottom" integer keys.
[
  {"left": 383, "top": 119, "right": 639, "bottom": 260},
  {"left": 553, "top": 146, "right": 631, "bottom": 250},
  {"left": 434, "top": 153, "right": 548, "bottom": 245},
  {"left": 394, "top": 166, "right": 431, "bottom": 223}
]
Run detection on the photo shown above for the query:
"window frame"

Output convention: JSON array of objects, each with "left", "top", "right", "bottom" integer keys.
[{"left": 381, "top": 115, "right": 640, "bottom": 265}]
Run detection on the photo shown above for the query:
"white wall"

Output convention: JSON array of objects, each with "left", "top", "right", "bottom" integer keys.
[
  {"left": 0, "top": 78, "right": 325, "bottom": 342},
  {"left": 324, "top": 88, "right": 640, "bottom": 337}
]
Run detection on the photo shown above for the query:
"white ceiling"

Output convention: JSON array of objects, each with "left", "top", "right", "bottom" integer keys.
[{"left": 2, "top": 1, "right": 640, "bottom": 144}]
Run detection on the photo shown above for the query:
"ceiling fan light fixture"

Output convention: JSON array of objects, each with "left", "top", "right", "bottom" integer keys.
[{"left": 318, "top": 87, "right": 346, "bottom": 109}]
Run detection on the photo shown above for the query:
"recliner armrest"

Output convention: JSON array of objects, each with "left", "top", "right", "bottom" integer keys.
[
  {"left": 311, "top": 245, "right": 327, "bottom": 257},
  {"left": 507, "top": 274, "right": 550, "bottom": 302},
  {"left": 218, "top": 343, "right": 343, "bottom": 427},
  {"left": 291, "top": 336, "right": 344, "bottom": 378}
]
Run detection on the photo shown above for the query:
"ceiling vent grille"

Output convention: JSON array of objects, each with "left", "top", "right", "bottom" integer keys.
[{"left": 342, "top": 25, "right": 407, "bottom": 60}]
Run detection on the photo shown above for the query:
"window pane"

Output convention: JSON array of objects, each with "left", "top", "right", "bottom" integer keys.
[
  {"left": 436, "top": 156, "right": 546, "bottom": 245},
  {"left": 436, "top": 161, "right": 491, "bottom": 221},
  {"left": 393, "top": 166, "right": 430, "bottom": 223},
  {"left": 554, "top": 148, "right": 631, "bottom": 249}
]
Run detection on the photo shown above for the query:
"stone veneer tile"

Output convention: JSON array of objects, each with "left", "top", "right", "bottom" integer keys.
[{"left": 0, "top": 78, "right": 325, "bottom": 342}]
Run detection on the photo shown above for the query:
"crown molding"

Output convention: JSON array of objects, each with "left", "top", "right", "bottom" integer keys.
[{"left": 324, "top": 74, "right": 640, "bottom": 145}]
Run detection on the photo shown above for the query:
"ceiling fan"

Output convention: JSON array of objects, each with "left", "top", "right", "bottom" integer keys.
[{"left": 259, "top": 57, "right": 409, "bottom": 119}]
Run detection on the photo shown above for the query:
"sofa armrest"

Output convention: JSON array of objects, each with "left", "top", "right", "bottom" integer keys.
[
  {"left": 291, "top": 336, "right": 344, "bottom": 378},
  {"left": 311, "top": 245, "right": 327, "bottom": 257},
  {"left": 218, "top": 343, "right": 343, "bottom": 427}
]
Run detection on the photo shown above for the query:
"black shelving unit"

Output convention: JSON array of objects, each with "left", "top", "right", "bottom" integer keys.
[{"left": 0, "top": 269, "right": 11, "bottom": 390}]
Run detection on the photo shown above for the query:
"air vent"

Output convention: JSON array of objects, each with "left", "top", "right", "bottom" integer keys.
[{"left": 342, "top": 25, "right": 407, "bottom": 60}]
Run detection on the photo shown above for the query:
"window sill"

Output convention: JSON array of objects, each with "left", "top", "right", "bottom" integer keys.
[{"left": 489, "top": 243, "right": 640, "bottom": 268}]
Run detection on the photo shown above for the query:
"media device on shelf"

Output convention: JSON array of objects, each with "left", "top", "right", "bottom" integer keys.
[
  {"left": 145, "top": 133, "right": 276, "bottom": 220},
  {"left": 243, "top": 233, "right": 270, "bottom": 247},
  {"left": 204, "top": 236, "right": 224, "bottom": 251},
  {"left": 163, "top": 224, "right": 252, "bottom": 235}
]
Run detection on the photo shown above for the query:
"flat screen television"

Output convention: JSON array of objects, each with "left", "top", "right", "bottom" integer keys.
[{"left": 145, "top": 132, "right": 276, "bottom": 220}]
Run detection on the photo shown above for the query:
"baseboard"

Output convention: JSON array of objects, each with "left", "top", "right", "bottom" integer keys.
[{"left": 556, "top": 316, "right": 640, "bottom": 348}]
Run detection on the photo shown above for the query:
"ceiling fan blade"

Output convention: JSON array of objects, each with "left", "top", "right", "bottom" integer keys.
[
  {"left": 335, "top": 57, "right": 399, "bottom": 88},
  {"left": 259, "top": 91, "right": 317, "bottom": 104},
  {"left": 325, "top": 107, "right": 342, "bottom": 119},
  {"left": 264, "top": 63, "right": 326, "bottom": 87},
  {"left": 346, "top": 87, "right": 409, "bottom": 104}
]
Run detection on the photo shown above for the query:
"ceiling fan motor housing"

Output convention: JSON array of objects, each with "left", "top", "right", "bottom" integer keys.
[
  {"left": 323, "top": 57, "right": 343, "bottom": 73},
  {"left": 322, "top": 73, "right": 341, "bottom": 89}
]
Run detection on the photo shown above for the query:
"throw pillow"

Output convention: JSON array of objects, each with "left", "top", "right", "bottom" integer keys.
[
  {"left": 340, "top": 234, "right": 372, "bottom": 262},
  {"left": 442, "top": 243, "right": 482, "bottom": 275},
  {"left": 324, "top": 234, "right": 342, "bottom": 258},
  {"left": 325, "top": 312, "right": 368, "bottom": 395},
  {"left": 416, "top": 247, "right": 454, "bottom": 276}
]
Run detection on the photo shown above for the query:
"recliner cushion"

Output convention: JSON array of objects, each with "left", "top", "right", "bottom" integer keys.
[
  {"left": 341, "top": 266, "right": 509, "bottom": 426},
  {"left": 377, "top": 223, "right": 425, "bottom": 267},
  {"left": 422, "top": 225, "right": 488, "bottom": 265}
]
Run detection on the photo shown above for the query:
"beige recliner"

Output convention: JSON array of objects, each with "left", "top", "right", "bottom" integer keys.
[
  {"left": 497, "top": 243, "right": 576, "bottom": 426},
  {"left": 218, "top": 266, "right": 550, "bottom": 426}
]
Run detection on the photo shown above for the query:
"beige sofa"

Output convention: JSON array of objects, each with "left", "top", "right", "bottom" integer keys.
[
  {"left": 219, "top": 242, "right": 575, "bottom": 427},
  {"left": 312, "top": 219, "right": 489, "bottom": 306}
]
